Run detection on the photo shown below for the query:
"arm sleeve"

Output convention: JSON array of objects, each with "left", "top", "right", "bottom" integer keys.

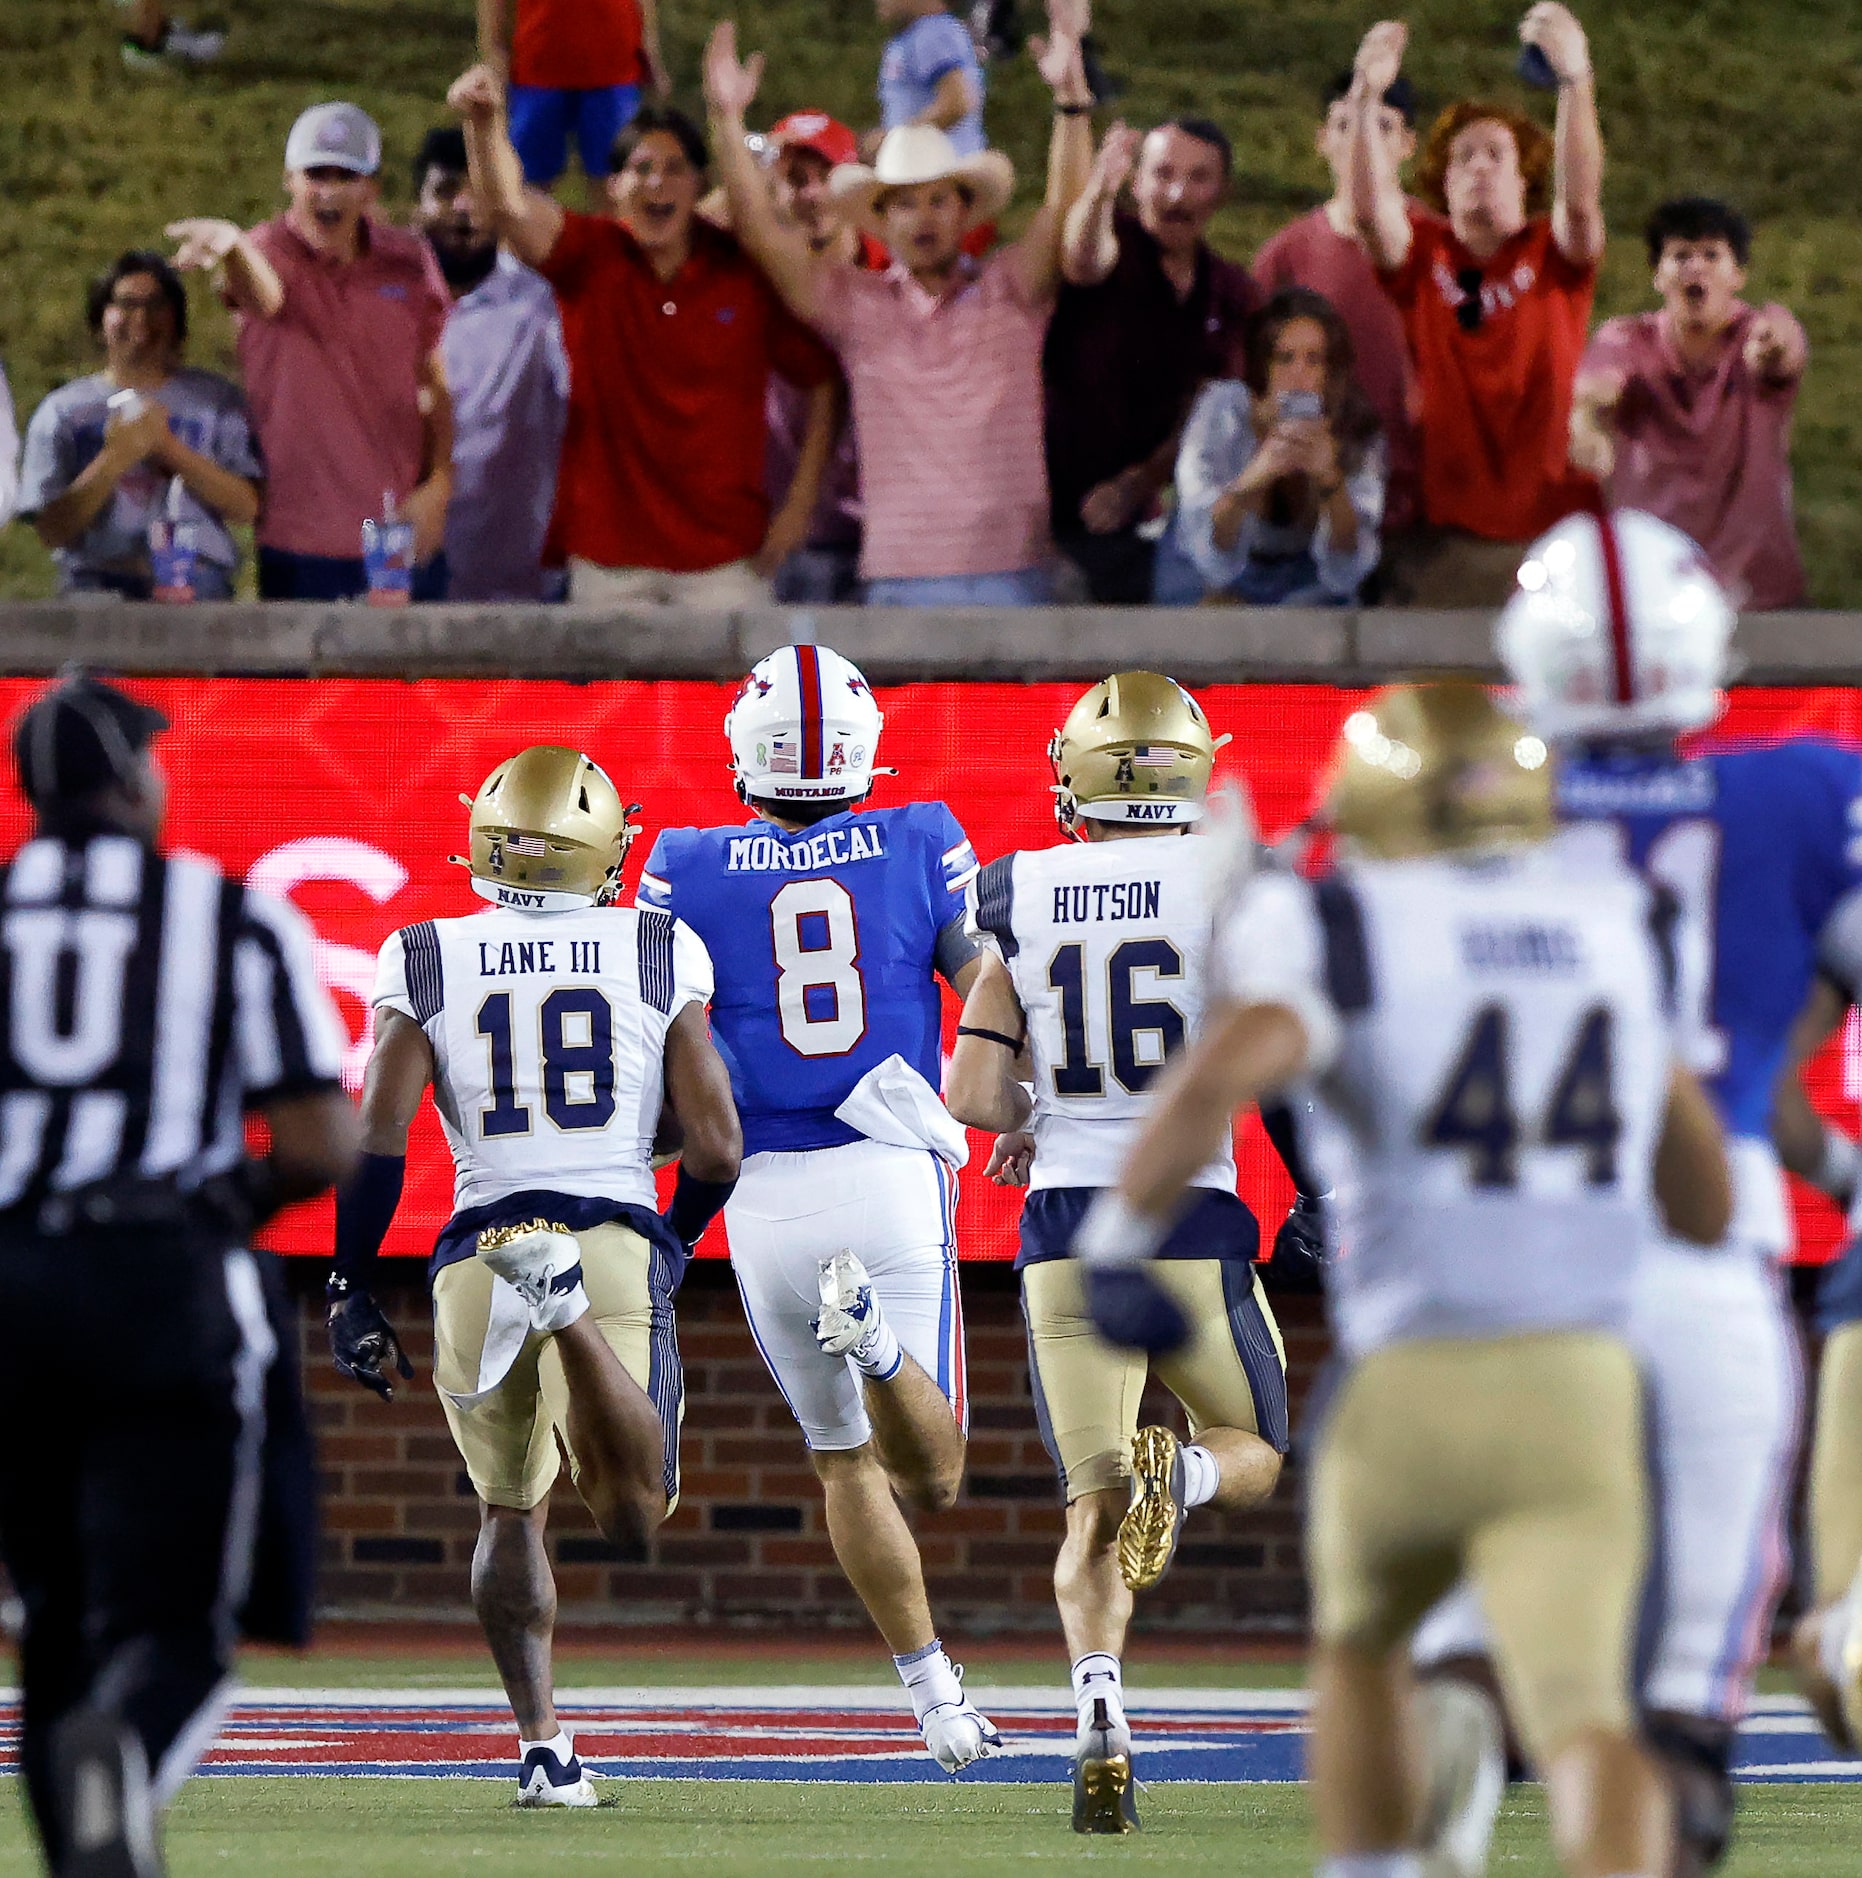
[
  {"left": 370, "top": 927, "right": 416, "bottom": 1022},
  {"left": 234, "top": 890, "right": 350, "bottom": 1104},
  {"left": 1175, "top": 381, "right": 1257, "bottom": 590},
  {"left": 670, "top": 917, "right": 715, "bottom": 1017},
  {"left": 966, "top": 853, "right": 1017, "bottom": 961},
  {"left": 215, "top": 380, "right": 266, "bottom": 483},
  {"left": 1210, "top": 871, "right": 1343, "bottom": 1075},
  {"left": 801, "top": 261, "right": 864, "bottom": 352},
  {"left": 1312, "top": 434, "right": 1386, "bottom": 599},
  {"left": 534, "top": 209, "right": 602, "bottom": 298},
  {"left": 906, "top": 14, "right": 975, "bottom": 86},
  {"left": 928, "top": 803, "right": 978, "bottom": 915},
  {"left": 636, "top": 831, "right": 676, "bottom": 912},
  {"left": 1813, "top": 748, "right": 1862, "bottom": 995},
  {"left": 16, "top": 394, "right": 72, "bottom": 520}
]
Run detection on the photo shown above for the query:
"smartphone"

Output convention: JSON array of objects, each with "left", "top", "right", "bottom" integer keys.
[
  {"left": 1516, "top": 43, "right": 1560, "bottom": 89},
  {"left": 1277, "top": 390, "right": 1324, "bottom": 424},
  {"left": 106, "top": 389, "right": 148, "bottom": 422}
]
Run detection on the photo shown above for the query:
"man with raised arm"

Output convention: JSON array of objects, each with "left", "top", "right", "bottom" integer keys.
[{"left": 703, "top": 4, "right": 1096, "bottom": 606}]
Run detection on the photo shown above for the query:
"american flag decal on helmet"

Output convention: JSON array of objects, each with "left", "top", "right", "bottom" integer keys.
[{"left": 508, "top": 833, "right": 547, "bottom": 856}]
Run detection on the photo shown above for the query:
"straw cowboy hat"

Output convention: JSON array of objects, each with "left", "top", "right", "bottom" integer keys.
[{"left": 828, "top": 125, "right": 1015, "bottom": 241}]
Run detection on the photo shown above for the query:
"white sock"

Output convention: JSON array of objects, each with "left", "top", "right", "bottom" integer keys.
[
  {"left": 1180, "top": 1442, "right": 1220, "bottom": 1509},
  {"left": 1317, "top": 1856, "right": 1422, "bottom": 1878},
  {"left": 849, "top": 1314, "right": 903, "bottom": 1381},
  {"left": 1071, "top": 1652, "right": 1126, "bottom": 1731},
  {"left": 536, "top": 1280, "right": 590, "bottom": 1335},
  {"left": 1821, "top": 1588, "right": 1858, "bottom": 1686},
  {"left": 894, "top": 1639, "right": 963, "bottom": 1723},
  {"left": 518, "top": 1728, "right": 574, "bottom": 1762}
]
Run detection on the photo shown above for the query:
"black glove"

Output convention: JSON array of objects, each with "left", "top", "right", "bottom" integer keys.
[
  {"left": 1262, "top": 1192, "right": 1329, "bottom": 1295},
  {"left": 1086, "top": 1266, "right": 1190, "bottom": 1354},
  {"left": 327, "top": 1285, "right": 414, "bottom": 1401}
]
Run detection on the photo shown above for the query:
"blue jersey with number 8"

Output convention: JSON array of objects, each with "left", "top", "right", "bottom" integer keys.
[
  {"left": 1559, "top": 739, "right": 1862, "bottom": 1143},
  {"left": 639, "top": 803, "right": 977, "bottom": 1155}
]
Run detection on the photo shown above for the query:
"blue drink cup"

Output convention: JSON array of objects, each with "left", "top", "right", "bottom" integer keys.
[
  {"left": 149, "top": 520, "right": 200, "bottom": 603},
  {"left": 362, "top": 515, "right": 416, "bottom": 606}
]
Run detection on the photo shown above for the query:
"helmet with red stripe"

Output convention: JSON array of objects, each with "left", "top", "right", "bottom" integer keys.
[
  {"left": 1496, "top": 508, "right": 1735, "bottom": 744},
  {"left": 725, "top": 642, "right": 885, "bottom": 811}
]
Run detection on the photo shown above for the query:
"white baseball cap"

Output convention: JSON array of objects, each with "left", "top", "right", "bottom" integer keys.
[{"left": 284, "top": 102, "right": 382, "bottom": 176}]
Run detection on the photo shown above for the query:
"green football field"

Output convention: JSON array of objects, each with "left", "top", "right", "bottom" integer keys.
[{"left": 2, "top": 1645, "right": 1860, "bottom": 1875}]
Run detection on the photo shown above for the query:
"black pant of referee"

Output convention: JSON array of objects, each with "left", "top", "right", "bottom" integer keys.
[
  {"left": 0, "top": 1220, "right": 277, "bottom": 1863},
  {"left": 0, "top": 673, "right": 359, "bottom": 1876}
]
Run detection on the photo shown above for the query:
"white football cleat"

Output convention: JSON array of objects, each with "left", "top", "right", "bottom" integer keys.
[
  {"left": 514, "top": 1740, "right": 598, "bottom": 1808},
  {"left": 1415, "top": 1676, "right": 1507, "bottom": 1878},
  {"left": 921, "top": 1695, "right": 1004, "bottom": 1773},
  {"left": 813, "top": 1250, "right": 893, "bottom": 1367},
  {"left": 477, "top": 1219, "right": 588, "bottom": 1334}
]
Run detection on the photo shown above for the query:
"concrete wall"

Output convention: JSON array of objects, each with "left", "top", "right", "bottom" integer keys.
[{"left": 0, "top": 602, "right": 1855, "bottom": 685}]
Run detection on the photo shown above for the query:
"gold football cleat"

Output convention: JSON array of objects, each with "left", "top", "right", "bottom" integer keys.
[
  {"left": 1118, "top": 1425, "right": 1188, "bottom": 1593},
  {"left": 1071, "top": 1698, "right": 1140, "bottom": 1834}
]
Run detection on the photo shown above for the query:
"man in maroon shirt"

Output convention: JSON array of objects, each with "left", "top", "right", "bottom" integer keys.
[
  {"left": 1571, "top": 197, "right": 1808, "bottom": 609},
  {"left": 1044, "top": 117, "right": 1256, "bottom": 604},
  {"left": 1253, "top": 71, "right": 1425, "bottom": 534},
  {"left": 450, "top": 68, "right": 836, "bottom": 605}
]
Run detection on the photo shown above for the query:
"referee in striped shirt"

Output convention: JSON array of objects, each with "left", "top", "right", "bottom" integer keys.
[{"left": 0, "top": 676, "right": 358, "bottom": 1878}]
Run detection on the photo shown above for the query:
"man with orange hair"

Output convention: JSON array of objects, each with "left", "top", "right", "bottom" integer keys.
[{"left": 1345, "top": 6, "right": 1604, "bottom": 603}]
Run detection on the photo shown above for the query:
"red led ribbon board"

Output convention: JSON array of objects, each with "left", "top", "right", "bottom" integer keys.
[{"left": 0, "top": 676, "right": 1853, "bottom": 1265}]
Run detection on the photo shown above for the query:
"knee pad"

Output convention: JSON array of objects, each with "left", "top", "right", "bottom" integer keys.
[{"left": 1644, "top": 1709, "right": 1735, "bottom": 1873}]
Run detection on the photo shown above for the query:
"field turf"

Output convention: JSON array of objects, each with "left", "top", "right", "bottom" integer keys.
[
  {"left": 2, "top": 1646, "right": 1859, "bottom": 1874},
  {"left": 2, "top": 1775, "right": 1859, "bottom": 1875}
]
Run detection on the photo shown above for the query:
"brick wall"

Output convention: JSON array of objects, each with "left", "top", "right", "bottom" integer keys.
[{"left": 304, "top": 1262, "right": 1331, "bottom": 1634}]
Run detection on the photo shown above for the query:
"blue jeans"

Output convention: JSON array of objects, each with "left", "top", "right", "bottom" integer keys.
[
  {"left": 863, "top": 567, "right": 1054, "bottom": 607},
  {"left": 257, "top": 547, "right": 449, "bottom": 603},
  {"left": 508, "top": 83, "right": 643, "bottom": 185}
]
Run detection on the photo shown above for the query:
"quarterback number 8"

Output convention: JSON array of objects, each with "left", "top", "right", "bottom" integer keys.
[{"left": 771, "top": 879, "right": 868, "bottom": 1057}]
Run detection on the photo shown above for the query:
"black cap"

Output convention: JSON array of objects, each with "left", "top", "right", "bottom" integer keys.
[{"left": 12, "top": 675, "right": 168, "bottom": 807}]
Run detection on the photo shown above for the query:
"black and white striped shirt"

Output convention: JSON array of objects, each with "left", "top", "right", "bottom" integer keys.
[{"left": 0, "top": 831, "right": 346, "bottom": 1215}]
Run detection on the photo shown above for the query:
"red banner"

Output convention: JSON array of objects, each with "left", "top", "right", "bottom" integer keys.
[{"left": 0, "top": 676, "right": 1854, "bottom": 1265}]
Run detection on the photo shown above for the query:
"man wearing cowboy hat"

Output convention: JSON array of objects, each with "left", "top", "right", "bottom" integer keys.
[{"left": 704, "top": 3, "right": 1095, "bottom": 607}]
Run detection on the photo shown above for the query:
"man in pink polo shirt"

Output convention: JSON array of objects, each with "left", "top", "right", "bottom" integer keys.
[
  {"left": 169, "top": 103, "right": 455, "bottom": 601},
  {"left": 704, "top": 4, "right": 1095, "bottom": 607},
  {"left": 1571, "top": 197, "right": 1808, "bottom": 609}
]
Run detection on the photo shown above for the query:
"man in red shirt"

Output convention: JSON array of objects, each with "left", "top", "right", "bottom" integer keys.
[
  {"left": 1571, "top": 197, "right": 1808, "bottom": 610},
  {"left": 1346, "top": 6, "right": 1605, "bottom": 604},
  {"left": 450, "top": 67, "right": 836, "bottom": 605},
  {"left": 479, "top": 0, "right": 670, "bottom": 203}
]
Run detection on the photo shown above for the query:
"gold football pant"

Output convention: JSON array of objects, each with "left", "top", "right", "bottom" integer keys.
[
  {"left": 1022, "top": 1257, "right": 1288, "bottom": 1500},
  {"left": 1309, "top": 1329, "right": 1647, "bottom": 1761},
  {"left": 1812, "top": 1322, "right": 1862, "bottom": 1606},
  {"left": 432, "top": 1219, "right": 683, "bottom": 1512}
]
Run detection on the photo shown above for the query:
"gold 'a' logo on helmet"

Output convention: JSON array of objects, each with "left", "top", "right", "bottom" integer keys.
[
  {"left": 1048, "top": 671, "right": 1230, "bottom": 838},
  {"left": 1323, "top": 681, "right": 1554, "bottom": 860},
  {"left": 449, "top": 746, "right": 641, "bottom": 903}
]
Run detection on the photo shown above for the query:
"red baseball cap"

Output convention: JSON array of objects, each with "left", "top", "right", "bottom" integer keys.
[{"left": 770, "top": 112, "right": 859, "bottom": 170}]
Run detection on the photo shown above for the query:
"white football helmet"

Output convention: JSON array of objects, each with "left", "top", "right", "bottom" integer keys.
[
  {"left": 725, "top": 643, "right": 885, "bottom": 808},
  {"left": 1495, "top": 508, "right": 1736, "bottom": 744}
]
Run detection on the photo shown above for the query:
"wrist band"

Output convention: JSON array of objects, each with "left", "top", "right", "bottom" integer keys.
[
  {"left": 1055, "top": 101, "right": 1094, "bottom": 116},
  {"left": 1073, "top": 1191, "right": 1170, "bottom": 1270},
  {"left": 1815, "top": 1123, "right": 1862, "bottom": 1205},
  {"left": 958, "top": 1024, "right": 1025, "bottom": 1051}
]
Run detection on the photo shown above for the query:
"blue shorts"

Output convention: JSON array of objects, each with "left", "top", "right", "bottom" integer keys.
[{"left": 508, "top": 83, "right": 642, "bottom": 185}]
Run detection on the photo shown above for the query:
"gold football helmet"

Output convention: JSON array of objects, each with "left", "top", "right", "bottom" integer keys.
[
  {"left": 452, "top": 746, "right": 640, "bottom": 905},
  {"left": 1048, "top": 671, "right": 1231, "bottom": 837},
  {"left": 1323, "top": 682, "right": 1553, "bottom": 860}
]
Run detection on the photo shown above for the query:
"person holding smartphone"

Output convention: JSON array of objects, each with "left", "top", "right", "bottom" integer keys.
[{"left": 1165, "top": 287, "right": 1384, "bottom": 605}]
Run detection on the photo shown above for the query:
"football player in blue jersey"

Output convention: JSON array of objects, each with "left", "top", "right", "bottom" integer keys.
[
  {"left": 636, "top": 643, "right": 1002, "bottom": 1770},
  {"left": 1771, "top": 982, "right": 1862, "bottom": 1756},
  {"left": 1406, "top": 508, "right": 1862, "bottom": 1878}
]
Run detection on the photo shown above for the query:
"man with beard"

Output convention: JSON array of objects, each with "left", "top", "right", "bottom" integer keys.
[
  {"left": 412, "top": 128, "right": 569, "bottom": 603},
  {"left": 1570, "top": 198, "right": 1807, "bottom": 610}
]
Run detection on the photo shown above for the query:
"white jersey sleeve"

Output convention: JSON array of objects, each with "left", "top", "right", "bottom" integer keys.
[
  {"left": 1211, "top": 869, "right": 1344, "bottom": 1075},
  {"left": 670, "top": 915, "right": 714, "bottom": 1016},
  {"left": 371, "top": 926, "right": 417, "bottom": 1025}
]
